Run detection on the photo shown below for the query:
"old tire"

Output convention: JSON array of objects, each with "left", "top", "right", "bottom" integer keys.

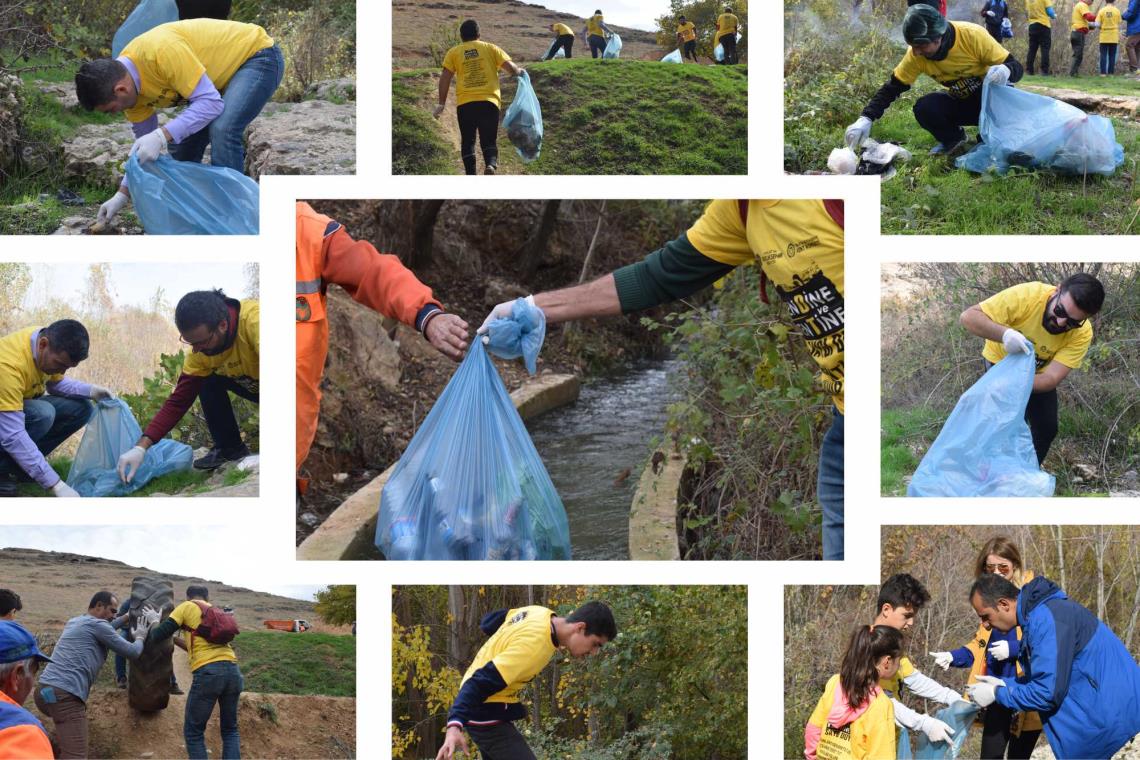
[{"left": 127, "top": 576, "right": 174, "bottom": 712}]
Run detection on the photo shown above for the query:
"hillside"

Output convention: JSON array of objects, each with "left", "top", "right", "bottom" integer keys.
[
  {"left": 391, "top": 0, "right": 662, "bottom": 66},
  {"left": 0, "top": 548, "right": 341, "bottom": 634},
  {"left": 393, "top": 60, "right": 748, "bottom": 175}
]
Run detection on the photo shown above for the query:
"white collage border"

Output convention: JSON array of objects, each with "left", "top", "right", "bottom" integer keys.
[{"left": 5, "top": 1, "right": 1140, "bottom": 758}]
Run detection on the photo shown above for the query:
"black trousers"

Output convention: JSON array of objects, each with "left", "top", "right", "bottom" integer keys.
[
  {"left": 545, "top": 34, "right": 574, "bottom": 60},
  {"left": 985, "top": 23, "right": 1003, "bottom": 42},
  {"left": 719, "top": 33, "right": 738, "bottom": 64},
  {"left": 198, "top": 374, "right": 258, "bottom": 451},
  {"left": 912, "top": 88, "right": 983, "bottom": 146},
  {"left": 979, "top": 702, "right": 1042, "bottom": 759},
  {"left": 683, "top": 40, "right": 697, "bottom": 61},
  {"left": 983, "top": 360, "right": 1058, "bottom": 465},
  {"left": 466, "top": 723, "right": 536, "bottom": 760},
  {"left": 1027, "top": 22, "right": 1052, "bottom": 74},
  {"left": 1070, "top": 31, "right": 1087, "bottom": 75},
  {"left": 588, "top": 34, "right": 606, "bottom": 58},
  {"left": 176, "top": 0, "right": 230, "bottom": 18},
  {"left": 456, "top": 100, "right": 500, "bottom": 175}
]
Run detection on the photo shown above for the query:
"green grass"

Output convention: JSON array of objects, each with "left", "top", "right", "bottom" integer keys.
[
  {"left": 15, "top": 456, "right": 211, "bottom": 497},
  {"left": 234, "top": 631, "right": 355, "bottom": 697},
  {"left": 392, "top": 71, "right": 457, "bottom": 175},
  {"left": 393, "top": 60, "right": 747, "bottom": 175},
  {"left": 1021, "top": 73, "right": 1140, "bottom": 95},
  {"left": 881, "top": 406, "right": 946, "bottom": 495}
]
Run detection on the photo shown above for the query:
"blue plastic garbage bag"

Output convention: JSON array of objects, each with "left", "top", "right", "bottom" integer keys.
[
  {"left": 126, "top": 154, "right": 260, "bottom": 235},
  {"left": 957, "top": 81, "right": 1124, "bottom": 176},
  {"left": 112, "top": 0, "right": 178, "bottom": 57},
  {"left": 914, "top": 701, "right": 979, "bottom": 758},
  {"left": 375, "top": 339, "right": 571, "bottom": 561},
  {"left": 898, "top": 726, "right": 914, "bottom": 759},
  {"left": 502, "top": 71, "right": 544, "bottom": 163},
  {"left": 908, "top": 349, "right": 1055, "bottom": 497},
  {"left": 603, "top": 33, "right": 622, "bottom": 58},
  {"left": 661, "top": 49, "right": 682, "bottom": 63},
  {"left": 484, "top": 297, "right": 546, "bottom": 375},
  {"left": 66, "top": 399, "right": 192, "bottom": 497},
  {"left": 714, "top": 32, "right": 742, "bottom": 62}
]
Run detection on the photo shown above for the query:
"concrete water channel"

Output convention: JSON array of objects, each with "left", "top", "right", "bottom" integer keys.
[{"left": 298, "top": 360, "right": 682, "bottom": 561}]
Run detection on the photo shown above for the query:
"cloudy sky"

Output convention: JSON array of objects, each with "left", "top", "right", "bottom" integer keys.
[
  {"left": 25, "top": 263, "right": 253, "bottom": 311},
  {"left": 542, "top": 0, "right": 671, "bottom": 31},
  {"left": 1, "top": 527, "right": 320, "bottom": 601}
]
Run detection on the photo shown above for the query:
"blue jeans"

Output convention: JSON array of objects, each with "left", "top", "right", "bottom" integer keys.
[
  {"left": 1100, "top": 43, "right": 1119, "bottom": 74},
  {"left": 818, "top": 407, "right": 844, "bottom": 561},
  {"left": 184, "top": 660, "right": 243, "bottom": 759},
  {"left": 169, "top": 44, "right": 284, "bottom": 173},
  {"left": 0, "top": 396, "right": 93, "bottom": 479}
]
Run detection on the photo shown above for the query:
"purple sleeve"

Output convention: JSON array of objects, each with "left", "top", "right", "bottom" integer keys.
[
  {"left": 0, "top": 411, "right": 60, "bottom": 489},
  {"left": 46, "top": 377, "right": 92, "bottom": 398},
  {"left": 163, "top": 74, "right": 225, "bottom": 144},
  {"left": 131, "top": 114, "right": 159, "bottom": 140}
]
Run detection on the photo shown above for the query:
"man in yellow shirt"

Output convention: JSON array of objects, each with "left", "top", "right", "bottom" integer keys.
[
  {"left": 480, "top": 199, "right": 847, "bottom": 560},
  {"left": 1070, "top": 0, "right": 1098, "bottom": 76},
  {"left": 960, "top": 274, "right": 1103, "bottom": 465},
  {"left": 147, "top": 585, "right": 242, "bottom": 760},
  {"left": 436, "top": 602, "right": 615, "bottom": 760},
  {"left": 75, "top": 19, "right": 284, "bottom": 227},
  {"left": 117, "top": 289, "right": 258, "bottom": 481},
  {"left": 1096, "top": 0, "right": 1124, "bottom": 74},
  {"left": 544, "top": 22, "right": 577, "bottom": 60},
  {"left": 715, "top": 7, "right": 741, "bottom": 65},
  {"left": 1025, "top": 0, "right": 1057, "bottom": 74},
  {"left": 676, "top": 15, "right": 698, "bottom": 62},
  {"left": 846, "top": 5, "right": 1024, "bottom": 157},
  {"left": 582, "top": 10, "right": 613, "bottom": 59},
  {"left": 433, "top": 20, "right": 526, "bottom": 175}
]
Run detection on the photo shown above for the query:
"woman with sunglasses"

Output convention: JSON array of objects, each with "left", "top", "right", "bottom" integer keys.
[
  {"left": 959, "top": 273, "right": 1103, "bottom": 465},
  {"left": 929, "top": 536, "right": 1042, "bottom": 758}
]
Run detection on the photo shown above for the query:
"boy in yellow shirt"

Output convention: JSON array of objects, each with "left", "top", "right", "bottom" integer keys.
[
  {"left": 544, "top": 22, "right": 576, "bottom": 60},
  {"left": 676, "top": 15, "right": 698, "bottom": 62},
  {"left": 433, "top": 20, "right": 526, "bottom": 175},
  {"left": 1025, "top": 0, "right": 1057, "bottom": 74},
  {"left": 960, "top": 273, "right": 1103, "bottom": 465},
  {"left": 74, "top": 19, "right": 284, "bottom": 227},
  {"left": 1096, "top": 0, "right": 1124, "bottom": 73}
]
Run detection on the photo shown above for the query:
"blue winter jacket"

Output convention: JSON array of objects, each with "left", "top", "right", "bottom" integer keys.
[
  {"left": 1125, "top": 0, "right": 1140, "bottom": 38},
  {"left": 994, "top": 576, "right": 1140, "bottom": 759}
]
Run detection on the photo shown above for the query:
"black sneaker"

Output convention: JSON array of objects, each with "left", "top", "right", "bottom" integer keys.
[
  {"left": 193, "top": 444, "right": 251, "bottom": 471},
  {"left": 484, "top": 164, "right": 497, "bottom": 175},
  {"left": 117, "top": 677, "right": 127, "bottom": 689}
]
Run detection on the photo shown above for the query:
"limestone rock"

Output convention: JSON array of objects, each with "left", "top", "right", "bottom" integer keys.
[
  {"left": 0, "top": 74, "right": 22, "bottom": 176},
  {"left": 62, "top": 122, "right": 134, "bottom": 186},
  {"left": 30, "top": 80, "right": 78, "bottom": 110},
  {"left": 326, "top": 289, "right": 402, "bottom": 392},
  {"left": 304, "top": 78, "right": 356, "bottom": 102},
  {"left": 243, "top": 100, "right": 355, "bottom": 179}
]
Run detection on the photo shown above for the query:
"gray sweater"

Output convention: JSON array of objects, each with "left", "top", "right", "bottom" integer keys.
[{"left": 38, "top": 614, "right": 143, "bottom": 701}]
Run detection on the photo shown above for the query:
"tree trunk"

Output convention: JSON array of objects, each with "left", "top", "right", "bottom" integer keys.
[
  {"left": 1052, "top": 525, "right": 1067, "bottom": 590},
  {"left": 408, "top": 200, "right": 446, "bottom": 269},
  {"left": 447, "top": 586, "right": 464, "bottom": 666},
  {"left": 1093, "top": 526, "right": 1107, "bottom": 620},
  {"left": 517, "top": 200, "right": 562, "bottom": 282}
]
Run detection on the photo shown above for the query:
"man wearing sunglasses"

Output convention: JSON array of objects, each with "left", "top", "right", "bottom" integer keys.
[
  {"left": 960, "top": 273, "right": 1103, "bottom": 465},
  {"left": 117, "top": 289, "right": 258, "bottom": 482}
]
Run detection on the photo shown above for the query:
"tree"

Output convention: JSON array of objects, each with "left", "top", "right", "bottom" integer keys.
[
  {"left": 517, "top": 200, "right": 562, "bottom": 283},
  {"left": 655, "top": 0, "right": 748, "bottom": 58},
  {"left": 243, "top": 263, "right": 259, "bottom": 299},
  {"left": 314, "top": 585, "right": 356, "bottom": 626},
  {"left": 409, "top": 200, "right": 446, "bottom": 269}
]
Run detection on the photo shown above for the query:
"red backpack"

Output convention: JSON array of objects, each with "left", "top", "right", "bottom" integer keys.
[{"left": 187, "top": 601, "right": 240, "bottom": 645}]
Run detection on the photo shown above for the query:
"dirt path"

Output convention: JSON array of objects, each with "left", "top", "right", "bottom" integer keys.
[{"left": 415, "top": 74, "right": 521, "bottom": 175}]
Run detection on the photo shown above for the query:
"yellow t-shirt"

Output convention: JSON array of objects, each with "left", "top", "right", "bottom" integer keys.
[
  {"left": 807, "top": 674, "right": 896, "bottom": 760},
  {"left": 677, "top": 21, "right": 697, "bottom": 42},
  {"left": 687, "top": 199, "right": 846, "bottom": 413},
  {"left": 458, "top": 606, "right": 557, "bottom": 705},
  {"left": 1071, "top": 1, "right": 1093, "bottom": 32},
  {"left": 169, "top": 600, "right": 237, "bottom": 671},
  {"left": 1096, "top": 6, "right": 1123, "bottom": 43},
  {"left": 716, "top": 13, "right": 740, "bottom": 43},
  {"left": 1027, "top": 0, "right": 1055, "bottom": 26},
  {"left": 442, "top": 41, "right": 511, "bottom": 109},
  {"left": 0, "top": 327, "right": 64, "bottom": 412},
  {"left": 552, "top": 23, "right": 575, "bottom": 37},
  {"left": 893, "top": 22, "right": 1011, "bottom": 99},
  {"left": 979, "top": 282, "right": 1093, "bottom": 371},
  {"left": 878, "top": 655, "right": 915, "bottom": 698},
  {"left": 182, "top": 299, "right": 260, "bottom": 390},
  {"left": 586, "top": 14, "right": 606, "bottom": 36},
  {"left": 122, "top": 19, "right": 273, "bottom": 124}
]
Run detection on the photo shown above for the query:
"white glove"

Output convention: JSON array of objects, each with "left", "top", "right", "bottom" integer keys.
[
  {"left": 130, "top": 604, "right": 161, "bottom": 640},
  {"left": 988, "top": 640, "right": 1010, "bottom": 661},
  {"left": 97, "top": 192, "right": 129, "bottom": 225},
  {"left": 985, "top": 64, "right": 1010, "bottom": 86},
  {"left": 89, "top": 385, "right": 114, "bottom": 401},
  {"left": 919, "top": 716, "right": 956, "bottom": 744},
  {"left": 1002, "top": 328, "right": 1031, "bottom": 354},
  {"left": 117, "top": 445, "right": 146, "bottom": 484},
  {"left": 130, "top": 128, "right": 167, "bottom": 163},
  {"left": 845, "top": 116, "right": 873, "bottom": 150},
  {"left": 51, "top": 481, "right": 79, "bottom": 498},
  {"left": 1090, "top": 21, "right": 1100, "bottom": 28},
  {"left": 478, "top": 294, "right": 536, "bottom": 338},
  {"left": 986, "top": 10, "right": 996, "bottom": 17},
  {"left": 966, "top": 674, "right": 1005, "bottom": 707},
  {"left": 433, "top": 104, "right": 445, "bottom": 119},
  {"left": 929, "top": 651, "right": 954, "bottom": 670}
]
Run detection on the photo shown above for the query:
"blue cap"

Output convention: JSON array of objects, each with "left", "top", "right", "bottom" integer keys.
[{"left": 0, "top": 621, "right": 51, "bottom": 664}]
